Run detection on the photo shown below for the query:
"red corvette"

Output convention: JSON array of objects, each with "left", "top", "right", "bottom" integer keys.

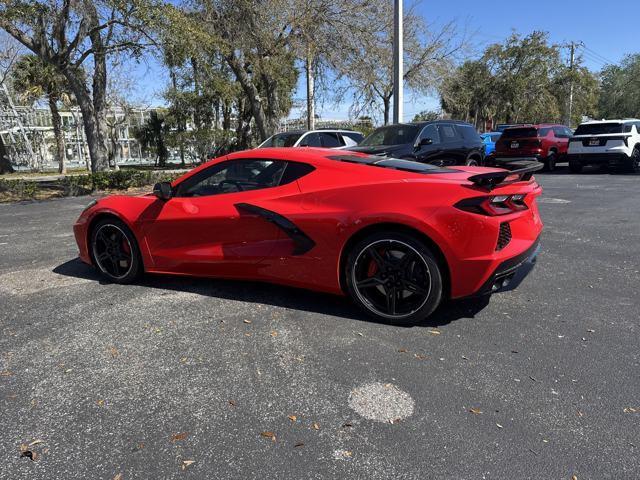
[{"left": 73, "top": 148, "right": 543, "bottom": 324}]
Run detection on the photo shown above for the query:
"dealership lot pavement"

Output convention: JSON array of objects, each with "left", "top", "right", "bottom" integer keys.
[{"left": 1, "top": 169, "right": 639, "bottom": 479}]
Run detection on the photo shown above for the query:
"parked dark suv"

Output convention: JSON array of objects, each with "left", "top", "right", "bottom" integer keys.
[{"left": 347, "top": 120, "right": 485, "bottom": 166}]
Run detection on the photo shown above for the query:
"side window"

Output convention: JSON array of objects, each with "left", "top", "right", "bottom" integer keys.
[
  {"left": 176, "top": 160, "right": 287, "bottom": 197},
  {"left": 341, "top": 132, "right": 364, "bottom": 143},
  {"left": 624, "top": 123, "right": 633, "bottom": 133},
  {"left": 552, "top": 127, "right": 565, "bottom": 138},
  {"left": 299, "top": 133, "right": 322, "bottom": 147},
  {"left": 419, "top": 124, "right": 440, "bottom": 145},
  {"left": 438, "top": 124, "right": 457, "bottom": 142},
  {"left": 279, "top": 162, "right": 315, "bottom": 185},
  {"left": 319, "top": 132, "right": 343, "bottom": 148},
  {"left": 538, "top": 127, "right": 551, "bottom": 137},
  {"left": 564, "top": 127, "right": 574, "bottom": 137}
]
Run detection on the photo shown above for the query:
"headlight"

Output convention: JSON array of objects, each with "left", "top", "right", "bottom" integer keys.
[{"left": 82, "top": 199, "right": 97, "bottom": 213}]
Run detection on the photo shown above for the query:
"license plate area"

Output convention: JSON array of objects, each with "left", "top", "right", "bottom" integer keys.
[{"left": 510, "top": 141, "right": 519, "bottom": 149}]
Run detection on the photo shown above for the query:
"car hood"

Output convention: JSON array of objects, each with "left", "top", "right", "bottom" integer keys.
[{"left": 345, "top": 144, "right": 409, "bottom": 157}]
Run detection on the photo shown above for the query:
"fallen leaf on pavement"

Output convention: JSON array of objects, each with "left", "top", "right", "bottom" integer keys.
[
  {"left": 623, "top": 407, "right": 638, "bottom": 413},
  {"left": 182, "top": 460, "right": 195, "bottom": 470},
  {"left": 96, "top": 399, "right": 105, "bottom": 407},
  {"left": 260, "top": 431, "right": 276, "bottom": 442},
  {"left": 342, "top": 422, "right": 353, "bottom": 428},
  {"left": 571, "top": 476, "right": 577, "bottom": 480},
  {"left": 356, "top": 332, "right": 363, "bottom": 337},
  {"left": 171, "top": 432, "right": 188, "bottom": 442},
  {"left": 312, "top": 422, "right": 320, "bottom": 430},
  {"left": 228, "top": 400, "right": 237, "bottom": 407},
  {"left": 398, "top": 348, "right": 408, "bottom": 353},
  {"left": 294, "top": 442, "right": 304, "bottom": 448},
  {"left": 29, "top": 439, "right": 44, "bottom": 446},
  {"left": 243, "top": 319, "right": 252, "bottom": 324},
  {"left": 428, "top": 329, "right": 441, "bottom": 335},
  {"left": 469, "top": 408, "right": 482, "bottom": 415},
  {"left": 496, "top": 423, "right": 503, "bottom": 429},
  {"left": 587, "top": 329, "right": 595, "bottom": 333},
  {"left": 270, "top": 331, "right": 278, "bottom": 337},
  {"left": 113, "top": 474, "right": 123, "bottom": 480},
  {"left": 288, "top": 415, "right": 297, "bottom": 422},
  {"left": 0, "top": 370, "right": 12, "bottom": 376},
  {"left": 108, "top": 346, "right": 118, "bottom": 358},
  {"left": 414, "top": 354, "right": 426, "bottom": 360}
]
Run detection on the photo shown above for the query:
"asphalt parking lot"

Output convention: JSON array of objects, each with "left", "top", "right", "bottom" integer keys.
[{"left": 1, "top": 168, "right": 639, "bottom": 479}]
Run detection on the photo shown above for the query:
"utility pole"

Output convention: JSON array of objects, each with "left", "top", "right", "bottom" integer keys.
[
  {"left": 566, "top": 41, "right": 584, "bottom": 126},
  {"left": 392, "top": 0, "right": 403, "bottom": 124},
  {"left": 306, "top": 45, "right": 315, "bottom": 131}
]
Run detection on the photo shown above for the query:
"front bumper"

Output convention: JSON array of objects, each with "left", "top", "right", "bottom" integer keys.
[{"left": 475, "top": 238, "right": 540, "bottom": 296}]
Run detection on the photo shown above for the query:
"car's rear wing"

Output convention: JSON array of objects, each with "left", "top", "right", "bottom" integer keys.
[{"left": 468, "top": 160, "right": 543, "bottom": 190}]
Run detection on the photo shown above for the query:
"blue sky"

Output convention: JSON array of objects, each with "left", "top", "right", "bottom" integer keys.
[{"left": 130, "top": 0, "right": 638, "bottom": 121}]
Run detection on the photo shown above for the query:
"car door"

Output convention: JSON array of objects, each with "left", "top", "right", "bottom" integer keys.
[
  {"left": 437, "top": 123, "right": 466, "bottom": 165},
  {"left": 140, "top": 159, "right": 293, "bottom": 276},
  {"left": 552, "top": 126, "right": 569, "bottom": 155},
  {"left": 413, "top": 124, "right": 444, "bottom": 163}
]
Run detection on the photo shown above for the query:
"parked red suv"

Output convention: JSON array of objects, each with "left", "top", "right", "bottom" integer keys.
[{"left": 493, "top": 124, "right": 573, "bottom": 171}]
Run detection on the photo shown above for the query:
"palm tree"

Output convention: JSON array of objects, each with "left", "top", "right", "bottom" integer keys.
[
  {"left": 12, "top": 55, "right": 71, "bottom": 174},
  {"left": 134, "top": 110, "right": 169, "bottom": 167}
]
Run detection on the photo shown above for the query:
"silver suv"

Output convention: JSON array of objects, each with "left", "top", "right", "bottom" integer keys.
[{"left": 257, "top": 129, "right": 363, "bottom": 149}]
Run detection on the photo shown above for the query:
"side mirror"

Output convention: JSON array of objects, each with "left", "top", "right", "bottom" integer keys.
[
  {"left": 416, "top": 137, "right": 433, "bottom": 149},
  {"left": 153, "top": 182, "right": 173, "bottom": 201}
]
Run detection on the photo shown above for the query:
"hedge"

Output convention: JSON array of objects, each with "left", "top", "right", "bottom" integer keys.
[{"left": 0, "top": 170, "right": 183, "bottom": 202}]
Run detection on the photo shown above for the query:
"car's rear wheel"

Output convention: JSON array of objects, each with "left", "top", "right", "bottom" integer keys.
[
  {"left": 543, "top": 152, "right": 556, "bottom": 172},
  {"left": 90, "top": 218, "right": 142, "bottom": 284},
  {"left": 345, "top": 232, "right": 443, "bottom": 325},
  {"left": 465, "top": 156, "right": 480, "bottom": 166}
]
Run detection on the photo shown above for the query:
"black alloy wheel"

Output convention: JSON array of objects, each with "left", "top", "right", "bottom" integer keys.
[
  {"left": 631, "top": 147, "right": 640, "bottom": 173},
  {"left": 91, "top": 218, "right": 142, "bottom": 283},
  {"left": 345, "top": 232, "right": 443, "bottom": 325}
]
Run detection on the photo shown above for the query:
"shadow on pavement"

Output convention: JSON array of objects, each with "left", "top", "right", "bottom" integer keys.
[{"left": 53, "top": 257, "right": 490, "bottom": 329}]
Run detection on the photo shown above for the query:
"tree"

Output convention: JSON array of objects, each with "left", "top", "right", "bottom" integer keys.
[
  {"left": 598, "top": 54, "right": 640, "bottom": 119},
  {"left": 134, "top": 110, "right": 168, "bottom": 167},
  {"left": 0, "top": 31, "right": 22, "bottom": 174},
  {"left": 412, "top": 110, "right": 441, "bottom": 122},
  {"left": 12, "top": 54, "right": 71, "bottom": 173},
  {"left": 334, "top": 2, "right": 466, "bottom": 124},
  {"left": 1, "top": 1, "right": 158, "bottom": 172},
  {"left": 440, "top": 31, "right": 599, "bottom": 128}
]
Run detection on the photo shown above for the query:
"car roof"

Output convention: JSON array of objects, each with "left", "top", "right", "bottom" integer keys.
[
  {"left": 271, "top": 129, "right": 361, "bottom": 135},
  {"left": 579, "top": 119, "right": 640, "bottom": 125}
]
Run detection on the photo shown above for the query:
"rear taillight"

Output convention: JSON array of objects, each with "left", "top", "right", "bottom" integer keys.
[{"left": 455, "top": 194, "right": 528, "bottom": 216}]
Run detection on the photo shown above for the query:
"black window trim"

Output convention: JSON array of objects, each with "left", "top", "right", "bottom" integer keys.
[{"left": 174, "top": 158, "right": 314, "bottom": 198}]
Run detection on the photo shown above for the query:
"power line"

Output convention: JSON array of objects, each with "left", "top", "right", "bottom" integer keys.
[{"left": 582, "top": 45, "right": 616, "bottom": 65}]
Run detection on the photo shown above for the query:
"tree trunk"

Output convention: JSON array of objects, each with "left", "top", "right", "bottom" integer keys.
[
  {"left": 0, "top": 134, "right": 14, "bottom": 174},
  {"left": 48, "top": 94, "right": 66, "bottom": 174},
  {"left": 383, "top": 96, "right": 391, "bottom": 125},
  {"left": 225, "top": 53, "right": 270, "bottom": 141}
]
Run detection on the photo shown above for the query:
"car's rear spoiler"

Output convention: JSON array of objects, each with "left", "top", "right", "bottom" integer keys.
[{"left": 468, "top": 160, "right": 543, "bottom": 190}]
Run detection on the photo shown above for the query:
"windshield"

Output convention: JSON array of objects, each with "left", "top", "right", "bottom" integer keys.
[
  {"left": 360, "top": 125, "right": 421, "bottom": 146},
  {"left": 502, "top": 127, "right": 538, "bottom": 138},
  {"left": 260, "top": 132, "right": 303, "bottom": 148},
  {"left": 574, "top": 123, "right": 624, "bottom": 135}
]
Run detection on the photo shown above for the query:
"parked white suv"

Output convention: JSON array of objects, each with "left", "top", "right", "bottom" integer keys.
[
  {"left": 257, "top": 129, "right": 363, "bottom": 149},
  {"left": 567, "top": 119, "right": 640, "bottom": 173}
]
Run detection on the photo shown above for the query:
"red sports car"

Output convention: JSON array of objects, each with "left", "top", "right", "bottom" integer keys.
[{"left": 73, "top": 148, "right": 543, "bottom": 324}]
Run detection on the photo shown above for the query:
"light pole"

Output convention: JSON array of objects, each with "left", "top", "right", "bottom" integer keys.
[{"left": 392, "top": 0, "right": 403, "bottom": 124}]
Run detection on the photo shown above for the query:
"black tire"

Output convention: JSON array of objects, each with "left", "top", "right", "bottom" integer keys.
[
  {"left": 543, "top": 152, "right": 556, "bottom": 172},
  {"left": 344, "top": 231, "right": 443, "bottom": 325},
  {"left": 465, "top": 156, "right": 480, "bottom": 167},
  {"left": 569, "top": 160, "right": 583, "bottom": 174},
  {"left": 90, "top": 217, "right": 143, "bottom": 284},
  {"left": 630, "top": 147, "right": 640, "bottom": 173}
]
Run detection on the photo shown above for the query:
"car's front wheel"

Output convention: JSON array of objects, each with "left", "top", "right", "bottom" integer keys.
[
  {"left": 345, "top": 232, "right": 443, "bottom": 325},
  {"left": 90, "top": 218, "right": 143, "bottom": 284}
]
